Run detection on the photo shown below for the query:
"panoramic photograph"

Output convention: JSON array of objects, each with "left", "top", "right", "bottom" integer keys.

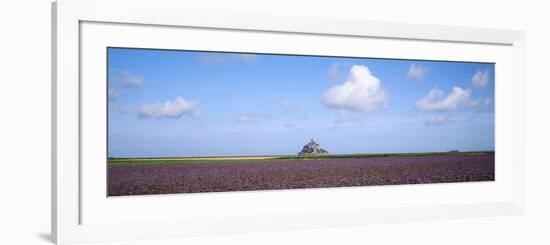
[{"left": 107, "top": 47, "right": 495, "bottom": 196}]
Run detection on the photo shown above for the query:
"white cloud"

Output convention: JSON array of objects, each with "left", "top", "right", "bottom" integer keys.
[
  {"left": 108, "top": 88, "right": 120, "bottom": 100},
  {"left": 236, "top": 113, "right": 259, "bottom": 124},
  {"left": 471, "top": 69, "right": 490, "bottom": 88},
  {"left": 322, "top": 65, "right": 387, "bottom": 112},
  {"left": 138, "top": 97, "right": 199, "bottom": 119},
  {"left": 425, "top": 116, "right": 454, "bottom": 126},
  {"left": 116, "top": 71, "right": 144, "bottom": 89},
  {"left": 416, "top": 87, "right": 471, "bottom": 111},
  {"left": 406, "top": 63, "right": 427, "bottom": 80}
]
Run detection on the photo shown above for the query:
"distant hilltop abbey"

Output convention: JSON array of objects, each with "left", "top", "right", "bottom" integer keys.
[{"left": 298, "top": 138, "right": 329, "bottom": 156}]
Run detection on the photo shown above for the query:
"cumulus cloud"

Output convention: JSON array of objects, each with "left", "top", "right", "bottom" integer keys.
[
  {"left": 416, "top": 87, "right": 471, "bottom": 111},
  {"left": 236, "top": 113, "right": 259, "bottom": 124},
  {"left": 116, "top": 71, "right": 144, "bottom": 89},
  {"left": 138, "top": 97, "right": 199, "bottom": 119},
  {"left": 471, "top": 69, "right": 490, "bottom": 88},
  {"left": 322, "top": 65, "right": 387, "bottom": 112},
  {"left": 425, "top": 116, "right": 454, "bottom": 126},
  {"left": 406, "top": 63, "right": 427, "bottom": 80}
]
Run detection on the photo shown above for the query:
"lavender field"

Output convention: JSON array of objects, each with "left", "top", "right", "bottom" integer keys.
[{"left": 107, "top": 153, "right": 494, "bottom": 196}]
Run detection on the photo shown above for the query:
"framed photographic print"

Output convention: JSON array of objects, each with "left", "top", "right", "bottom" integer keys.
[
  {"left": 52, "top": 0, "right": 525, "bottom": 244},
  {"left": 106, "top": 48, "right": 496, "bottom": 196}
]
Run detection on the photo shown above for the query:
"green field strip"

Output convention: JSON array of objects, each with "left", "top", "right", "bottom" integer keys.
[{"left": 107, "top": 151, "right": 494, "bottom": 166}]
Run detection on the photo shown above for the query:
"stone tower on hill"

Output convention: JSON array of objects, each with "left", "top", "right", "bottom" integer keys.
[{"left": 298, "top": 138, "right": 329, "bottom": 156}]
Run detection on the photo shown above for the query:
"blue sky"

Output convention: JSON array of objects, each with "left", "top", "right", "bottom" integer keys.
[{"left": 108, "top": 48, "right": 494, "bottom": 158}]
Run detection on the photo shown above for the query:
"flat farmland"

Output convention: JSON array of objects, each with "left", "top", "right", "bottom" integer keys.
[{"left": 107, "top": 152, "right": 494, "bottom": 196}]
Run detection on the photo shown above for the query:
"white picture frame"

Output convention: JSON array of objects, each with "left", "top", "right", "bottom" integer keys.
[{"left": 52, "top": 0, "right": 525, "bottom": 244}]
